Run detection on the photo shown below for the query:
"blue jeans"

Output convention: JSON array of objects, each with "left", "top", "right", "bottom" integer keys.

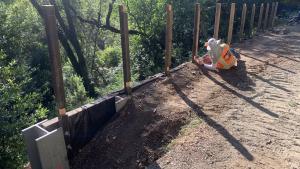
[{"left": 230, "top": 48, "right": 240, "bottom": 60}]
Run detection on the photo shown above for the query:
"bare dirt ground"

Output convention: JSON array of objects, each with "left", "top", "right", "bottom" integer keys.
[{"left": 71, "top": 24, "right": 300, "bottom": 169}]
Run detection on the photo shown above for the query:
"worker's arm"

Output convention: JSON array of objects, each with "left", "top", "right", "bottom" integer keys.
[
  {"left": 203, "top": 63, "right": 217, "bottom": 71},
  {"left": 198, "top": 58, "right": 217, "bottom": 70}
]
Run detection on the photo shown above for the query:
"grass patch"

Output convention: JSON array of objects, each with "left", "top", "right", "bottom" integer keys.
[
  {"left": 288, "top": 100, "right": 298, "bottom": 107},
  {"left": 179, "top": 117, "right": 202, "bottom": 136}
]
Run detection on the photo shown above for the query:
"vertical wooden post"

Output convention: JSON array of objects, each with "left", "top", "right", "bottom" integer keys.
[
  {"left": 263, "top": 3, "right": 269, "bottom": 31},
  {"left": 165, "top": 4, "right": 173, "bottom": 75},
  {"left": 269, "top": 2, "right": 275, "bottom": 28},
  {"left": 119, "top": 5, "right": 132, "bottom": 94},
  {"left": 239, "top": 3, "right": 247, "bottom": 41},
  {"left": 227, "top": 3, "right": 235, "bottom": 45},
  {"left": 42, "top": 5, "right": 70, "bottom": 158},
  {"left": 192, "top": 3, "right": 201, "bottom": 63},
  {"left": 257, "top": 3, "right": 264, "bottom": 31},
  {"left": 272, "top": 2, "right": 278, "bottom": 27},
  {"left": 43, "top": 5, "right": 66, "bottom": 118},
  {"left": 250, "top": 4, "right": 256, "bottom": 36},
  {"left": 213, "top": 3, "right": 221, "bottom": 39}
]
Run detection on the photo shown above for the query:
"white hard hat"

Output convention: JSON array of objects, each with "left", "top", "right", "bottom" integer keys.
[{"left": 205, "top": 38, "right": 220, "bottom": 51}]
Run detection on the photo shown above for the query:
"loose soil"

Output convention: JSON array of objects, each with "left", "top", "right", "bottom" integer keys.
[{"left": 71, "top": 24, "right": 300, "bottom": 169}]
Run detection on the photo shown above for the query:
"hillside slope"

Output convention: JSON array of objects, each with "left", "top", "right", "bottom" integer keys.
[{"left": 72, "top": 24, "right": 300, "bottom": 169}]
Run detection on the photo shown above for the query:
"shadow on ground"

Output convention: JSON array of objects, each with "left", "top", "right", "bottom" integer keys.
[
  {"left": 219, "top": 60, "right": 256, "bottom": 91},
  {"left": 169, "top": 77, "right": 254, "bottom": 161},
  {"left": 202, "top": 66, "right": 279, "bottom": 118}
]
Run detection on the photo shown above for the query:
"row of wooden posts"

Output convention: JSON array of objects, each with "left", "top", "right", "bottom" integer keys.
[
  {"left": 190, "top": 2, "right": 279, "bottom": 68},
  {"left": 42, "top": 2, "right": 279, "bottom": 145},
  {"left": 121, "top": 2, "right": 279, "bottom": 96}
]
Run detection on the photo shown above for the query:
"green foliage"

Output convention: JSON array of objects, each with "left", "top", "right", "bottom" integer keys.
[
  {"left": 0, "top": 1, "right": 50, "bottom": 168},
  {"left": 0, "top": 51, "right": 47, "bottom": 169},
  {"left": 280, "top": 0, "right": 300, "bottom": 6},
  {"left": 0, "top": 0, "right": 295, "bottom": 168},
  {"left": 0, "top": 0, "right": 54, "bottom": 112},
  {"left": 63, "top": 63, "right": 93, "bottom": 110},
  {"left": 98, "top": 68, "right": 124, "bottom": 95},
  {"left": 127, "top": 0, "right": 214, "bottom": 79},
  {"left": 97, "top": 47, "right": 121, "bottom": 68}
]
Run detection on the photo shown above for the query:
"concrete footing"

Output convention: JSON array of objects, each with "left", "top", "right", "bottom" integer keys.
[{"left": 22, "top": 120, "right": 69, "bottom": 169}]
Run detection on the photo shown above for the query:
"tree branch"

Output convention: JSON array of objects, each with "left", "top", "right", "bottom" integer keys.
[
  {"left": 30, "top": 0, "right": 43, "bottom": 16},
  {"left": 106, "top": 0, "right": 116, "bottom": 27},
  {"left": 49, "top": 0, "right": 70, "bottom": 36},
  {"left": 30, "top": 0, "right": 98, "bottom": 97},
  {"left": 69, "top": 0, "right": 144, "bottom": 35}
]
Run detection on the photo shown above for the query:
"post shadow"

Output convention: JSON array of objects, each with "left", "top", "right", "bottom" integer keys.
[
  {"left": 169, "top": 78, "right": 254, "bottom": 161},
  {"left": 248, "top": 72, "right": 291, "bottom": 93},
  {"left": 250, "top": 47, "right": 300, "bottom": 63},
  {"left": 201, "top": 69, "right": 279, "bottom": 118},
  {"left": 218, "top": 59, "right": 291, "bottom": 93},
  {"left": 241, "top": 53, "right": 296, "bottom": 74},
  {"left": 269, "top": 52, "right": 300, "bottom": 63},
  {"left": 218, "top": 60, "right": 255, "bottom": 91}
]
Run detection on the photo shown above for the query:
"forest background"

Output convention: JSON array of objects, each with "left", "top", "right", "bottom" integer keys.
[{"left": 0, "top": 0, "right": 299, "bottom": 168}]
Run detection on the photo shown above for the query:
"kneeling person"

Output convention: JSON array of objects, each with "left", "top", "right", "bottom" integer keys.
[{"left": 195, "top": 38, "right": 240, "bottom": 71}]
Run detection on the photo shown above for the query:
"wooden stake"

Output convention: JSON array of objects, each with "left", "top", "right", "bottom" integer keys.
[
  {"left": 257, "top": 3, "right": 264, "bottom": 31},
  {"left": 263, "top": 3, "right": 269, "bottom": 31},
  {"left": 192, "top": 3, "right": 201, "bottom": 63},
  {"left": 269, "top": 2, "right": 275, "bottom": 28},
  {"left": 213, "top": 3, "right": 221, "bottom": 40},
  {"left": 250, "top": 4, "right": 256, "bottom": 36},
  {"left": 43, "top": 5, "right": 66, "bottom": 116},
  {"left": 227, "top": 3, "right": 235, "bottom": 45},
  {"left": 165, "top": 4, "right": 173, "bottom": 75},
  {"left": 119, "top": 5, "right": 132, "bottom": 94},
  {"left": 239, "top": 3, "right": 247, "bottom": 41},
  {"left": 42, "top": 5, "right": 71, "bottom": 159},
  {"left": 272, "top": 2, "right": 278, "bottom": 27}
]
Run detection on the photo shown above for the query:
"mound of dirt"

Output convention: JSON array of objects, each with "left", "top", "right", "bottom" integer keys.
[{"left": 71, "top": 63, "right": 202, "bottom": 169}]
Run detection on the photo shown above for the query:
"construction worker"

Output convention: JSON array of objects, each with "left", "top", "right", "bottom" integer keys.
[{"left": 194, "top": 38, "right": 240, "bottom": 70}]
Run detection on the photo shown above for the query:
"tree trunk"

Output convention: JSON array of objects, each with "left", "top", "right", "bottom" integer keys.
[
  {"left": 30, "top": 0, "right": 97, "bottom": 98},
  {"left": 62, "top": 0, "right": 97, "bottom": 97}
]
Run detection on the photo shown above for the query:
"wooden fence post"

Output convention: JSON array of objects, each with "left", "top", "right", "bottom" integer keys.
[
  {"left": 43, "top": 5, "right": 66, "bottom": 119},
  {"left": 263, "top": 3, "right": 269, "bottom": 31},
  {"left": 192, "top": 3, "right": 201, "bottom": 63},
  {"left": 272, "top": 2, "right": 278, "bottom": 27},
  {"left": 239, "top": 3, "right": 247, "bottom": 41},
  {"left": 165, "top": 4, "right": 173, "bottom": 75},
  {"left": 214, "top": 3, "right": 221, "bottom": 39},
  {"left": 227, "top": 3, "right": 235, "bottom": 45},
  {"left": 257, "top": 3, "right": 264, "bottom": 31},
  {"left": 42, "top": 5, "right": 70, "bottom": 157},
  {"left": 119, "top": 5, "right": 132, "bottom": 94},
  {"left": 250, "top": 4, "right": 256, "bottom": 36},
  {"left": 269, "top": 2, "right": 275, "bottom": 28}
]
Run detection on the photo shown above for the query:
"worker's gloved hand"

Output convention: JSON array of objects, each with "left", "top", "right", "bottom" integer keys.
[
  {"left": 193, "top": 56, "right": 203, "bottom": 65},
  {"left": 197, "top": 60, "right": 204, "bottom": 65},
  {"left": 202, "top": 54, "right": 212, "bottom": 64}
]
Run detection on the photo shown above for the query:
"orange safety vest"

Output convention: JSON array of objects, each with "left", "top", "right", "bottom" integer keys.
[{"left": 216, "top": 44, "right": 236, "bottom": 69}]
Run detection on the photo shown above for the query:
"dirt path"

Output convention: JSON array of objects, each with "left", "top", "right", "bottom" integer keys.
[
  {"left": 153, "top": 25, "right": 300, "bottom": 169},
  {"left": 71, "top": 25, "right": 300, "bottom": 169}
]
